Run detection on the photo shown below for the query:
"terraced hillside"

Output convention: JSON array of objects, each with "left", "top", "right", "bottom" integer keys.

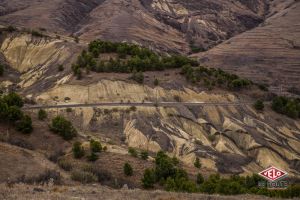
[{"left": 194, "top": 0, "right": 300, "bottom": 93}]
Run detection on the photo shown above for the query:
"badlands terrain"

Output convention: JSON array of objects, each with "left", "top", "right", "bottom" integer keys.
[
  {"left": 0, "top": 0, "right": 300, "bottom": 199},
  {"left": 0, "top": 0, "right": 299, "bottom": 92}
]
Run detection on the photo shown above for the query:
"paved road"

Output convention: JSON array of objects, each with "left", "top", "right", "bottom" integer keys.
[{"left": 22, "top": 101, "right": 254, "bottom": 110}]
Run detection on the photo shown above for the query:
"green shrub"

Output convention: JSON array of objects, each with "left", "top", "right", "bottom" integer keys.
[
  {"left": 254, "top": 100, "right": 264, "bottom": 111},
  {"left": 5, "top": 26, "right": 17, "bottom": 32},
  {"left": 0, "top": 100, "right": 8, "bottom": 119},
  {"left": 181, "top": 65, "right": 252, "bottom": 90},
  {"left": 50, "top": 116, "right": 77, "bottom": 140},
  {"left": 2, "top": 92, "right": 24, "bottom": 107},
  {"left": 164, "top": 170, "right": 198, "bottom": 193},
  {"left": 140, "top": 150, "right": 149, "bottom": 160},
  {"left": 0, "top": 93, "right": 33, "bottom": 133},
  {"left": 155, "top": 151, "right": 177, "bottom": 180},
  {"left": 196, "top": 173, "right": 204, "bottom": 184},
  {"left": 190, "top": 41, "right": 205, "bottom": 53},
  {"left": 141, "top": 159, "right": 300, "bottom": 198},
  {"left": 7, "top": 106, "right": 23, "bottom": 122},
  {"left": 31, "top": 30, "right": 45, "bottom": 37},
  {"left": 82, "top": 165, "right": 112, "bottom": 183},
  {"left": 129, "top": 106, "right": 137, "bottom": 112},
  {"left": 16, "top": 115, "right": 33, "bottom": 134},
  {"left": 194, "top": 157, "right": 201, "bottom": 168},
  {"left": 141, "top": 151, "right": 198, "bottom": 192},
  {"left": 38, "top": 109, "right": 47, "bottom": 120},
  {"left": 172, "top": 156, "right": 179, "bottom": 165},
  {"left": 71, "top": 170, "right": 97, "bottom": 183},
  {"left": 208, "top": 174, "right": 221, "bottom": 183},
  {"left": 272, "top": 96, "right": 300, "bottom": 119},
  {"left": 216, "top": 179, "right": 242, "bottom": 195},
  {"left": 128, "top": 147, "right": 138, "bottom": 157},
  {"left": 72, "top": 142, "right": 85, "bottom": 159},
  {"left": 142, "top": 168, "right": 156, "bottom": 188},
  {"left": 257, "top": 84, "right": 268, "bottom": 91},
  {"left": 87, "top": 152, "right": 98, "bottom": 162},
  {"left": 229, "top": 79, "right": 251, "bottom": 90},
  {"left": 200, "top": 180, "right": 216, "bottom": 194},
  {"left": 123, "top": 162, "right": 133, "bottom": 176},
  {"left": 90, "top": 139, "right": 102, "bottom": 153},
  {"left": 165, "top": 177, "right": 176, "bottom": 191},
  {"left": 72, "top": 40, "right": 198, "bottom": 75},
  {"left": 131, "top": 71, "right": 144, "bottom": 84}
]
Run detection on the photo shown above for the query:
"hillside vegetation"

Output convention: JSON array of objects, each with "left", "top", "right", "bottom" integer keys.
[
  {"left": 0, "top": 93, "right": 32, "bottom": 134},
  {"left": 72, "top": 40, "right": 198, "bottom": 77}
]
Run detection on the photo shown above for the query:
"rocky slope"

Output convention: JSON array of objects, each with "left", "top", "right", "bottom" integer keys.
[
  {"left": 0, "top": 0, "right": 269, "bottom": 53},
  {"left": 0, "top": 0, "right": 299, "bottom": 192},
  {"left": 0, "top": 31, "right": 299, "bottom": 179},
  {"left": 0, "top": 32, "right": 82, "bottom": 93},
  {"left": 194, "top": 0, "right": 300, "bottom": 92},
  {"left": 1, "top": 0, "right": 299, "bottom": 93},
  {"left": 33, "top": 79, "right": 300, "bottom": 177}
]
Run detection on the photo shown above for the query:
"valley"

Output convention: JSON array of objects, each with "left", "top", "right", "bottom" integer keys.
[{"left": 0, "top": 0, "right": 299, "bottom": 199}]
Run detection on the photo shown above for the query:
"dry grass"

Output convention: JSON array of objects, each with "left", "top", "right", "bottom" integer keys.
[{"left": 0, "top": 184, "right": 277, "bottom": 200}]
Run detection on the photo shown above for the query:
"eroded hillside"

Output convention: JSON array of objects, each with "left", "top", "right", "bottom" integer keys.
[
  {"left": 0, "top": 0, "right": 269, "bottom": 53},
  {"left": 194, "top": 0, "right": 300, "bottom": 92},
  {"left": 0, "top": 32, "right": 299, "bottom": 180},
  {"left": 1, "top": 0, "right": 299, "bottom": 94},
  {"left": 32, "top": 79, "right": 300, "bottom": 177},
  {"left": 0, "top": 2, "right": 300, "bottom": 197},
  {"left": 0, "top": 32, "right": 82, "bottom": 93}
]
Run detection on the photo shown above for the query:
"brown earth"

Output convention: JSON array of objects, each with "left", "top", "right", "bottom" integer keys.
[
  {"left": 0, "top": 0, "right": 299, "bottom": 92},
  {"left": 0, "top": 184, "right": 280, "bottom": 200},
  {"left": 193, "top": 0, "right": 300, "bottom": 92},
  {"left": 0, "top": 0, "right": 299, "bottom": 197},
  {"left": 0, "top": 0, "right": 269, "bottom": 53}
]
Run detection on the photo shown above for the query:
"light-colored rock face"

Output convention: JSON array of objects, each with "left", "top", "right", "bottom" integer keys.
[
  {"left": 0, "top": 34, "right": 82, "bottom": 91},
  {"left": 36, "top": 80, "right": 300, "bottom": 177},
  {"left": 1, "top": 34, "right": 67, "bottom": 73},
  {"left": 151, "top": 0, "right": 189, "bottom": 15},
  {"left": 36, "top": 79, "right": 236, "bottom": 104}
]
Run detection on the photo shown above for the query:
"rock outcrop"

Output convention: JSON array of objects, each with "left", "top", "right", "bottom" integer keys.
[
  {"left": 0, "top": 33, "right": 82, "bottom": 92},
  {"left": 35, "top": 80, "right": 300, "bottom": 177}
]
